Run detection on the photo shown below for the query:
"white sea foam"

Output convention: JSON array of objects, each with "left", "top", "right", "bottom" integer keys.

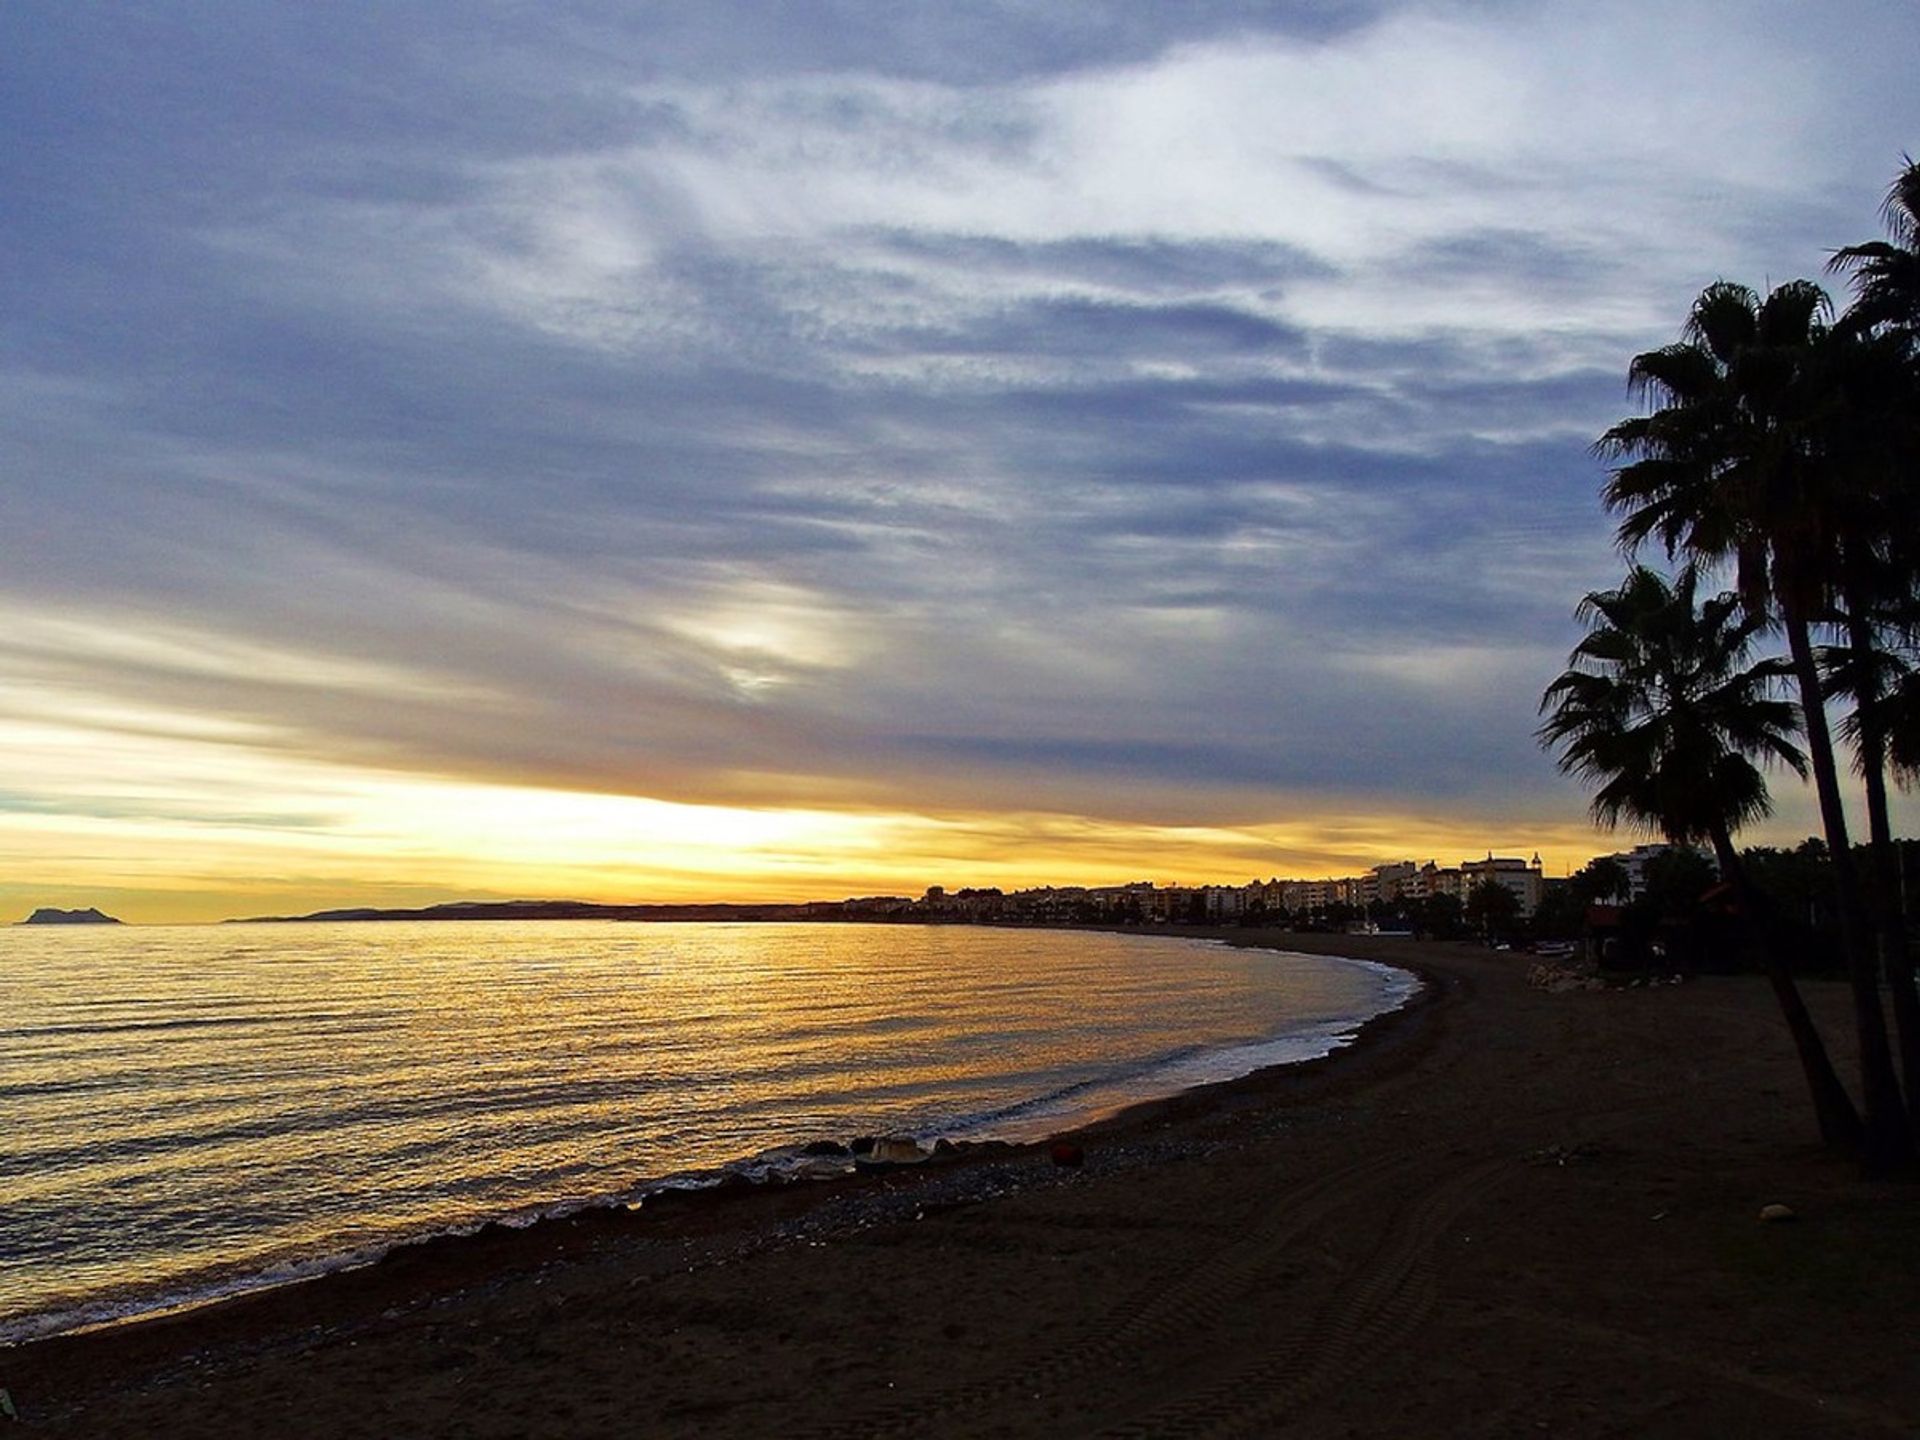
[{"left": 945, "top": 952, "right": 1419, "bottom": 1141}]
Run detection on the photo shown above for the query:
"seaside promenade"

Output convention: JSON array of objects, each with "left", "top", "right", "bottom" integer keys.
[{"left": 8, "top": 933, "right": 1915, "bottom": 1437}]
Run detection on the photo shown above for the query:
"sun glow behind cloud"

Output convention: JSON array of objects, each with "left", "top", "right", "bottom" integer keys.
[
  {"left": 0, "top": 686, "right": 1623, "bottom": 922},
  {"left": 1, "top": 1, "right": 1914, "bottom": 921}
]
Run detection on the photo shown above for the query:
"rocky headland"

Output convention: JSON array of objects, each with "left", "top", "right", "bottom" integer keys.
[{"left": 19, "top": 907, "right": 122, "bottom": 925}]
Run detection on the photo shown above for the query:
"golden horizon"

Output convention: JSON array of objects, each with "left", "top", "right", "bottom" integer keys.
[
  {"left": 0, "top": 683, "right": 1855, "bottom": 927},
  {"left": 0, "top": 775, "right": 1794, "bottom": 926}
]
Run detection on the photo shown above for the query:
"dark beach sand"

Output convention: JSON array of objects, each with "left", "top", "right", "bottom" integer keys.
[{"left": 5, "top": 932, "right": 1916, "bottom": 1437}]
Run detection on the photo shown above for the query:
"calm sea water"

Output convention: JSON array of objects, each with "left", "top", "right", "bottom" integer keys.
[{"left": 0, "top": 921, "right": 1411, "bottom": 1341}]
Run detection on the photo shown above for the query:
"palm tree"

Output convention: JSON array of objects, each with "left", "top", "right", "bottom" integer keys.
[
  {"left": 1595, "top": 280, "right": 1914, "bottom": 1172},
  {"left": 1883, "top": 648, "right": 1920, "bottom": 776},
  {"left": 1824, "top": 577, "right": 1920, "bottom": 1121},
  {"left": 1574, "top": 855, "right": 1631, "bottom": 906},
  {"left": 1539, "top": 566, "right": 1861, "bottom": 1147},
  {"left": 1831, "top": 161, "right": 1920, "bottom": 888},
  {"left": 1831, "top": 156, "right": 1920, "bottom": 338},
  {"left": 1829, "top": 158, "right": 1920, "bottom": 1124},
  {"left": 1465, "top": 879, "right": 1520, "bottom": 945}
]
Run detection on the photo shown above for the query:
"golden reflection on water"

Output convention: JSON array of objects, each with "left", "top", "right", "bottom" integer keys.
[{"left": 0, "top": 921, "right": 1396, "bottom": 1336}]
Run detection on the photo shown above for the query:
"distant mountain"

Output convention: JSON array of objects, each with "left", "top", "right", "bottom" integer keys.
[
  {"left": 227, "top": 898, "right": 878, "bottom": 924},
  {"left": 21, "top": 906, "right": 123, "bottom": 925}
]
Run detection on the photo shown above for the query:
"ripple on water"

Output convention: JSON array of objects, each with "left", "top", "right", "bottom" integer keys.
[{"left": 0, "top": 921, "right": 1412, "bottom": 1340}]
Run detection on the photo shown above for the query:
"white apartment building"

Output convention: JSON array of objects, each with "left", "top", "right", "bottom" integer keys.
[
  {"left": 1603, "top": 843, "right": 1713, "bottom": 901},
  {"left": 1458, "top": 854, "right": 1546, "bottom": 917}
]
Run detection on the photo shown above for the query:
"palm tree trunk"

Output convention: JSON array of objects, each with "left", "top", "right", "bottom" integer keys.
[
  {"left": 1784, "top": 608, "right": 1915, "bottom": 1173},
  {"left": 1843, "top": 602, "right": 1920, "bottom": 1132},
  {"left": 1709, "top": 825, "right": 1863, "bottom": 1150}
]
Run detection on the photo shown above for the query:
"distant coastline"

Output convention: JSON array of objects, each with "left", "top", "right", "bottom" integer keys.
[
  {"left": 228, "top": 898, "right": 898, "bottom": 924},
  {"left": 227, "top": 852, "right": 1573, "bottom": 929}
]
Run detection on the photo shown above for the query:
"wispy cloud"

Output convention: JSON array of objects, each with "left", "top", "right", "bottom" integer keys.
[{"left": 1, "top": 0, "right": 1913, "bottom": 915}]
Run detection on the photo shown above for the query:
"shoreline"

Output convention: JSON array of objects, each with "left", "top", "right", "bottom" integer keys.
[
  {"left": 1, "top": 931, "right": 1421, "bottom": 1349},
  {"left": 9, "top": 932, "right": 1916, "bottom": 1437}
]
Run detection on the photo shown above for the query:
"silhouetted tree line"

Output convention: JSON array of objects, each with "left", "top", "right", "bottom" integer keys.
[{"left": 1538, "top": 157, "right": 1920, "bottom": 1175}]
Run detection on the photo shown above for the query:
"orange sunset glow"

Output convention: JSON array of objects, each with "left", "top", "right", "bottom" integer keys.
[
  {"left": 7, "top": 7, "right": 1920, "bottom": 1437},
  {"left": 0, "top": 601, "right": 1893, "bottom": 923},
  {"left": 4, "top": 5, "right": 1915, "bottom": 926}
]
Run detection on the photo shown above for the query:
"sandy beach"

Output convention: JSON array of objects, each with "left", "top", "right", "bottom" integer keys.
[{"left": 5, "top": 931, "right": 1916, "bottom": 1437}]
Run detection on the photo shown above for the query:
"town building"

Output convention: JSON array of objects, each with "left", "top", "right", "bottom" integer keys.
[
  {"left": 1458, "top": 854, "right": 1547, "bottom": 917},
  {"left": 1603, "top": 843, "right": 1713, "bottom": 901}
]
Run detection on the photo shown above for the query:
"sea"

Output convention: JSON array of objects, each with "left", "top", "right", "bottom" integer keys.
[{"left": 0, "top": 921, "right": 1414, "bottom": 1343}]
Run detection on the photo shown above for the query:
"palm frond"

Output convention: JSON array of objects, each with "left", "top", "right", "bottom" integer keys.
[
  {"left": 1755, "top": 279, "right": 1832, "bottom": 348},
  {"left": 1882, "top": 153, "right": 1920, "bottom": 248},
  {"left": 1539, "top": 563, "right": 1802, "bottom": 846},
  {"left": 1684, "top": 282, "right": 1761, "bottom": 363}
]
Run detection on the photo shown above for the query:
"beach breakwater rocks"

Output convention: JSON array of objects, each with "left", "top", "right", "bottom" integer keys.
[
  {"left": 1527, "top": 960, "right": 1604, "bottom": 992},
  {"left": 374, "top": 1132, "right": 1023, "bottom": 1276}
]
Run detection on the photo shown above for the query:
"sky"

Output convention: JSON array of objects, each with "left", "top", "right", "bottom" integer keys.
[{"left": 2, "top": 1, "right": 1916, "bottom": 922}]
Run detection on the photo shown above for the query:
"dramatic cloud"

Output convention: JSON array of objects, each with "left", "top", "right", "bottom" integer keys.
[{"left": 2, "top": 1, "right": 1915, "bottom": 917}]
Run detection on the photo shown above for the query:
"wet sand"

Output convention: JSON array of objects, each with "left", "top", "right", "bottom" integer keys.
[{"left": 5, "top": 932, "right": 1916, "bottom": 1437}]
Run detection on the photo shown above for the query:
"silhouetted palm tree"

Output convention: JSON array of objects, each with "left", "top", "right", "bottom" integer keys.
[
  {"left": 1829, "top": 158, "right": 1920, "bottom": 821},
  {"left": 1884, "top": 655, "right": 1920, "bottom": 777},
  {"left": 1831, "top": 156, "right": 1920, "bottom": 337},
  {"left": 1828, "top": 160, "right": 1920, "bottom": 1135},
  {"left": 1825, "top": 578, "right": 1920, "bottom": 1120},
  {"left": 1539, "top": 566, "right": 1860, "bottom": 1147},
  {"left": 1595, "top": 280, "right": 1913, "bottom": 1171}
]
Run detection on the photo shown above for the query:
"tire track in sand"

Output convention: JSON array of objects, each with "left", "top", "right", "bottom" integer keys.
[
  {"left": 1098, "top": 1152, "right": 1510, "bottom": 1440},
  {"left": 1095, "top": 1090, "right": 1679, "bottom": 1439},
  {"left": 1496, "top": 1304, "right": 1916, "bottom": 1437},
  {"left": 788, "top": 1140, "right": 1456, "bottom": 1440},
  {"left": 794, "top": 1017, "right": 1662, "bottom": 1438}
]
